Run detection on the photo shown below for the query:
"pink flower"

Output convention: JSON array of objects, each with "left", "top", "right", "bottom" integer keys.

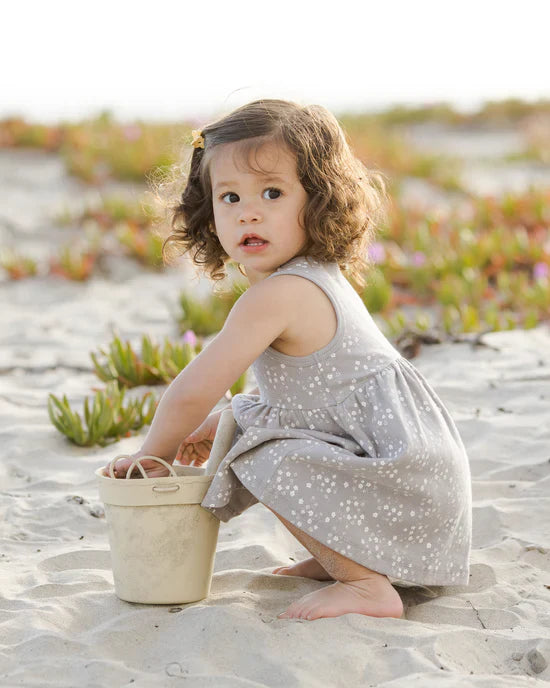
[
  {"left": 533, "top": 262, "right": 549, "bottom": 281},
  {"left": 122, "top": 125, "right": 142, "bottom": 141},
  {"left": 182, "top": 330, "right": 197, "bottom": 346},
  {"left": 412, "top": 251, "right": 426, "bottom": 267},
  {"left": 368, "top": 242, "right": 386, "bottom": 264}
]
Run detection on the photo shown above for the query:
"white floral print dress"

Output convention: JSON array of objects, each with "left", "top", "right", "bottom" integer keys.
[{"left": 201, "top": 255, "right": 472, "bottom": 586}]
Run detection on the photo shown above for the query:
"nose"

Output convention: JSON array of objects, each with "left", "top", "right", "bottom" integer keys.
[{"left": 238, "top": 200, "right": 262, "bottom": 224}]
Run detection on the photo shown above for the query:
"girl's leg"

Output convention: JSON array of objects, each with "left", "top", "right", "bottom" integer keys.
[
  {"left": 271, "top": 507, "right": 334, "bottom": 580},
  {"left": 264, "top": 504, "right": 404, "bottom": 620},
  {"left": 272, "top": 557, "right": 334, "bottom": 581},
  {"left": 266, "top": 505, "right": 382, "bottom": 581}
]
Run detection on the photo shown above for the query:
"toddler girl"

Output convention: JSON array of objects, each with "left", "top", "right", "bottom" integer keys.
[{"left": 106, "top": 99, "right": 472, "bottom": 621}]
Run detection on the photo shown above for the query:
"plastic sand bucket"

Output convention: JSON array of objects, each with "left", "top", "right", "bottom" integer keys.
[{"left": 95, "top": 409, "right": 237, "bottom": 604}]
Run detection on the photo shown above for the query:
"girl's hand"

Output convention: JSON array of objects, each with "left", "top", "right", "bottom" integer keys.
[
  {"left": 101, "top": 409, "right": 224, "bottom": 479},
  {"left": 101, "top": 452, "right": 174, "bottom": 479},
  {"left": 174, "top": 410, "right": 223, "bottom": 468}
]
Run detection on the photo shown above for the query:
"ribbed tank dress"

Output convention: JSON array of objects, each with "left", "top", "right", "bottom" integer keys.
[{"left": 201, "top": 255, "right": 472, "bottom": 587}]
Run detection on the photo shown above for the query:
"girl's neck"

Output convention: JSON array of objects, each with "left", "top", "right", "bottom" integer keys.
[{"left": 243, "top": 254, "right": 307, "bottom": 286}]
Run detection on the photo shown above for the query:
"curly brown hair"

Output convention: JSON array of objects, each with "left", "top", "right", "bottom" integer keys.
[{"left": 152, "top": 99, "right": 389, "bottom": 290}]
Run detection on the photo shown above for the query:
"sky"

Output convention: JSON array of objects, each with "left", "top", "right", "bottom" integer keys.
[{"left": 2, "top": 0, "right": 549, "bottom": 125}]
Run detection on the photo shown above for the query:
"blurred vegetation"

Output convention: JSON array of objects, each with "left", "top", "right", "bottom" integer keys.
[
  {"left": 2, "top": 99, "right": 549, "bottom": 185},
  {"left": 0, "top": 248, "right": 38, "bottom": 279},
  {"left": 176, "top": 278, "right": 248, "bottom": 336},
  {"left": 4, "top": 185, "right": 545, "bottom": 339},
  {"left": 0, "top": 99, "right": 548, "bottom": 338},
  {"left": 357, "top": 188, "right": 549, "bottom": 338},
  {"left": 0, "top": 109, "right": 178, "bottom": 183},
  {"left": 6, "top": 98, "right": 546, "bottom": 446},
  {"left": 337, "top": 114, "right": 463, "bottom": 192}
]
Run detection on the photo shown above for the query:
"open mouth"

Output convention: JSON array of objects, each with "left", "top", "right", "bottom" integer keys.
[
  {"left": 241, "top": 239, "right": 268, "bottom": 246},
  {"left": 240, "top": 236, "right": 269, "bottom": 253}
]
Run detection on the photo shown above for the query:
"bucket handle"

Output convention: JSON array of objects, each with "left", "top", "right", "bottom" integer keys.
[{"left": 107, "top": 454, "right": 178, "bottom": 480}]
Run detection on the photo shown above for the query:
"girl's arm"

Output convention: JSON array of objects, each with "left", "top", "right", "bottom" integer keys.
[{"left": 130, "top": 277, "right": 296, "bottom": 462}]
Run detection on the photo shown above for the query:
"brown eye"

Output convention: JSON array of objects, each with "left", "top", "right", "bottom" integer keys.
[
  {"left": 221, "top": 192, "right": 239, "bottom": 204},
  {"left": 263, "top": 188, "right": 282, "bottom": 200}
]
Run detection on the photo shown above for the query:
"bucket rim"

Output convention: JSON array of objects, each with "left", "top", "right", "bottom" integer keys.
[{"left": 94, "top": 465, "right": 213, "bottom": 484}]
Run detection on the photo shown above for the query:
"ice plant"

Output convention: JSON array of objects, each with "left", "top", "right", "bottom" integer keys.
[
  {"left": 228, "top": 370, "right": 248, "bottom": 398},
  {"left": 90, "top": 333, "right": 203, "bottom": 387},
  {"left": 47, "top": 381, "right": 158, "bottom": 447},
  {"left": 161, "top": 336, "right": 204, "bottom": 380},
  {"left": 49, "top": 245, "right": 97, "bottom": 281},
  {"left": 360, "top": 268, "right": 392, "bottom": 313},
  {"left": 0, "top": 249, "right": 38, "bottom": 279},
  {"left": 115, "top": 222, "right": 164, "bottom": 269},
  {"left": 177, "top": 288, "right": 243, "bottom": 336}
]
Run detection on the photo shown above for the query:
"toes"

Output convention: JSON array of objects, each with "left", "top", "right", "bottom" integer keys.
[
  {"left": 277, "top": 606, "right": 316, "bottom": 620},
  {"left": 277, "top": 604, "right": 299, "bottom": 619},
  {"left": 299, "top": 606, "right": 315, "bottom": 620}
]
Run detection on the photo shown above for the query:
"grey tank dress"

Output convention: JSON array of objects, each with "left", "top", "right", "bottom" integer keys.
[{"left": 201, "top": 255, "right": 472, "bottom": 587}]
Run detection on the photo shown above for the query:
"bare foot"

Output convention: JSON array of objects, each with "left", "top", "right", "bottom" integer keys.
[
  {"left": 277, "top": 572, "right": 404, "bottom": 621},
  {"left": 272, "top": 557, "right": 334, "bottom": 581}
]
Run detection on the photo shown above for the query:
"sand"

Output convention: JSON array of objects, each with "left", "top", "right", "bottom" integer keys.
[
  {"left": 2, "top": 263, "right": 550, "bottom": 685},
  {"left": 1, "top": 148, "right": 550, "bottom": 686}
]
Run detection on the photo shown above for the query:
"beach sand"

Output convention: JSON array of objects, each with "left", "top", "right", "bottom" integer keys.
[
  {"left": 1, "top": 265, "right": 549, "bottom": 685},
  {"left": 1, "top": 147, "right": 550, "bottom": 686}
]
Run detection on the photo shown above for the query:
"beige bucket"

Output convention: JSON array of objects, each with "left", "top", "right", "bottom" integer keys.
[{"left": 95, "top": 409, "right": 237, "bottom": 604}]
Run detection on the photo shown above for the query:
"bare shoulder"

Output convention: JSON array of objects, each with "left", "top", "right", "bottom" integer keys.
[
  {"left": 223, "top": 274, "right": 297, "bottom": 339},
  {"left": 256, "top": 272, "right": 324, "bottom": 302},
  {"left": 259, "top": 273, "right": 338, "bottom": 356},
  {"left": 246, "top": 273, "right": 325, "bottom": 320},
  {"left": 232, "top": 273, "right": 300, "bottom": 317}
]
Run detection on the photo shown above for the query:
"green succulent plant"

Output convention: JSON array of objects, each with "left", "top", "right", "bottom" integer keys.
[
  {"left": 177, "top": 281, "right": 246, "bottom": 336},
  {"left": 360, "top": 268, "right": 392, "bottom": 313},
  {"left": 114, "top": 222, "right": 164, "bottom": 269},
  {"left": 229, "top": 370, "right": 248, "bottom": 397},
  {"left": 90, "top": 333, "right": 203, "bottom": 387},
  {"left": 0, "top": 249, "right": 38, "bottom": 279},
  {"left": 48, "top": 380, "right": 158, "bottom": 447}
]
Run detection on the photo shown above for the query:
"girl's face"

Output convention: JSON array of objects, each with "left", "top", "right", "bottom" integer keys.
[{"left": 209, "top": 140, "right": 309, "bottom": 285}]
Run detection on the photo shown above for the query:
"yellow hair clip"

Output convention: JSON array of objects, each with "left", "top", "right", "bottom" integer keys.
[{"left": 191, "top": 129, "right": 205, "bottom": 149}]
